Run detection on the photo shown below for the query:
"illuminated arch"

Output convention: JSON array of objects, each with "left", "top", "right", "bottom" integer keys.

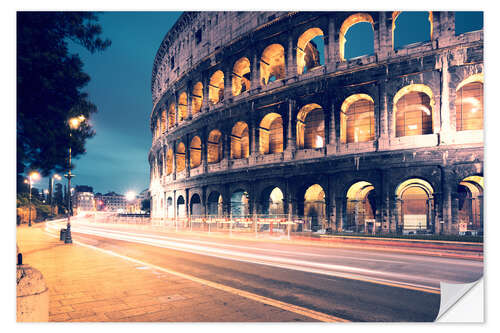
[
  {"left": 207, "top": 129, "right": 223, "bottom": 164},
  {"left": 176, "top": 142, "right": 186, "bottom": 172},
  {"left": 297, "top": 27, "right": 324, "bottom": 74},
  {"left": 396, "top": 178, "right": 434, "bottom": 231},
  {"left": 340, "top": 94, "right": 375, "bottom": 143},
  {"left": 190, "top": 193, "right": 202, "bottom": 216},
  {"left": 231, "top": 189, "right": 249, "bottom": 217},
  {"left": 176, "top": 195, "right": 185, "bottom": 218},
  {"left": 456, "top": 74, "right": 483, "bottom": 131},
  {"left": 178, "top": 92, "right": 188, "bottom": 122},
  {"left": 304, "top": 184, "right": 326, "bottom": 231},
  {"left": 160, "top": 109, "right": 167, "bottom": 133},
  {"left": 168, "top": 103, "right": 176, "bottom": 128},
  {"left": 190, "top": 136, "right": 202, "bottom": 169},
  {"left": 392, "top": 11, "right": 433, "bottom": 50},
  {"left": 207, "top": 191, "right": 223, "bottom": 216},
  {"left": 346, "top": 181, "right": 377, "bottom": 232},
  {"left": 339, "top": 13, "right": 374, "bottom": 61},
  {"left": 192, "top": 81, "right": 203, "bottom": 115},
  {"left": 297, "top": 103, "right": 325, "bottom": 149},
  {"left": 166, "top": 148, "right": 173, "bottom": 175},
  {"left": 231, "top": 121, "right": 249, "bottom": 159},
  {"left": 259, "top": 113, "right": 283, "bottom": 154},
  {"left": 260, "top": 44, "right": 285, "bottom": 86},
  {"left": 209, "top": 70, "right": 224, "bottom": 105},
  {"left": 232, "top": 57, "right": 251, "bottom": 96},
  {"left": 393, "top": 84, "right": 434, "bottom": 137}
]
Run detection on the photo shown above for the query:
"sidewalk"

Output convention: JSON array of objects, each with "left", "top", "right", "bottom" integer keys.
[{"left": 16, "top": 224, "right": 316, "bottom": 322}]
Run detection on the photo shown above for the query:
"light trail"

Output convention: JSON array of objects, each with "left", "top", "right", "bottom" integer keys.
[{"left": 46, "top": 220, "right": 442, "bottom": 293}]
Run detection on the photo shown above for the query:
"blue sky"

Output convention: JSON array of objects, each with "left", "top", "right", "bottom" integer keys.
[{"left": 54, "top": 11, "right": 482, "bottom": 195}]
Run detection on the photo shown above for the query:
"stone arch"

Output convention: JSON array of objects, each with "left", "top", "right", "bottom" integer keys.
[
  {"left": 457, "top": 175, "right": 483, "bottom": 234},
  {"left": 190, "top": 193, "right": 202, "bottom": 216},
  {"left": 178, "top": 92, "right": 188, "bottom": 122},
  {"left": 392, "top": 11, "right": 433, "bottom": 50},
  {"left": 345, "top": 181, "right": 377, "bottom": 232},
  {"left": 166, "top": 196, "right": 174, "bottom": 218},
  {"left": 396, "top": 178, "right": 434, "bottom": 232},
  {"left": 259, "top": 113, "right": 283, "bottom": 154},
  {"left": 231, "top": 121, "right": 249, "bottom": 159},
  {"left": 260, "top": 44, "right": 285, "bottom": 86},
  {"left": 231, "top": 188, "right": 250, "bottom": 217},
  {"left": 209, "top": 70, "right": 224, "bottom": 105},
  {"left": 232, "top": 57, "right": 251, "bottom": 96},
  {"left": 455, "top": 74, "right": 483, "bottom": 131},
  {"left": 207, "top": 191, "right": 224, "bottom": 216},
  {"left": 176, "top": 142, "right": 186, "bottom": 172},
  {"left": 260, "top": 186, "right": 285, "bottom": 216},
  {"left": 168, "top": 102, "right": 176, "bottom": 128},
  {"left": 166, "top": 148, "right": 173, "bottom": 175},
  {"left": 190, "top": 136, "right": 202, "bottom": 169},
  {"left": 161, "top": 109, "right": 167, "bottom": 133},
  {"left": 393, "top": 84, "right": 434, "bottom": 137},
  {"left": 339, "top": 13, "right": 374, "bottom": 61},
  {"left": 296, "top": 103, "right": 325, "bottom": 149},
  {"left": 176, "top": 195, "right": 186, "bottom": 218},
  {"left": 303, "top": 184, "right": 326, "bottom": 232},
  {"left": 297, "top": 27, "right": 324, "bottom": 75},
  {"left": 207, "top": 129, "right": 223, "bottom": 163},
  {"left": 192, "top": 81, "right": 203, "bottom": 115},
  {"left": 340, "top": 94, "right": 375, "bottom": 143}
]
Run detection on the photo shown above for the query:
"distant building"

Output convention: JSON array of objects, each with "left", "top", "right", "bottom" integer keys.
[
  {"left": 95, "top": 192, "right": 127, "bottom": 213},
  {"left": 73, "top": 187, "right": 95, "bottom": 213}
]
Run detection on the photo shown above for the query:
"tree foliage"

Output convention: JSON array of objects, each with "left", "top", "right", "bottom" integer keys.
[{"left": 17, "top": 12, "right": 111, "bottom": 178}]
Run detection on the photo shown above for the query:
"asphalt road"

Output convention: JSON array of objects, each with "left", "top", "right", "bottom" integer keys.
[{"left": 47, "top": 219, "right": 483, "bottom": 322}]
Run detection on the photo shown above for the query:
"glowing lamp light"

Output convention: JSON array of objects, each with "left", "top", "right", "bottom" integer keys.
[
  {"left": 29, "top": 171, "right": 40, "bottom": 181},
  {"left": 126, "top": 191, "right": 136, "bottom": 201},
  {"left": 315, "top": 135, "right": 324, "bottom": 148},
  {"left": 408, "top": 124, "right": 418, "bottom": 130}
]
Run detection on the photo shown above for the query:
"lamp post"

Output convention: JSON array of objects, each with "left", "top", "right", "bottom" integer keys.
[
  {"left": 64, "top": 115, "right": 85, "bottom": 244},
  {"left": 50, "top": 174, "right": 61, "bottom": 217},
  {"left": 25, "top": 171, "right": 40, "bottom": 227}
]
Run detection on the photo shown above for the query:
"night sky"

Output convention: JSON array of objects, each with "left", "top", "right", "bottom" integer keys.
[{"left": 43, "top": 11, "right": 482, "bottom": 195}]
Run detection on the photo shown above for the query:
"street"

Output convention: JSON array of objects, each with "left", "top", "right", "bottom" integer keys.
[{"left": 43, "top": 218, "right": 483, "bottom": 322}]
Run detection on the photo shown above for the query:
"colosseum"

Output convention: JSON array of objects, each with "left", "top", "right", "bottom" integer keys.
[{"left": 148, "top": 11, "right": 483, "bottom": 236}]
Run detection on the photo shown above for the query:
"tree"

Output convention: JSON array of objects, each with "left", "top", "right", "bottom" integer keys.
[{"left": 17, "top": 12, "right": 111, "bottom": 178}]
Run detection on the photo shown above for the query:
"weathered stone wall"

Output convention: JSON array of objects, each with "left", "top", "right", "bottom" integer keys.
[{"left": 148, "top": 11, "right": 483, "bottom": 235}]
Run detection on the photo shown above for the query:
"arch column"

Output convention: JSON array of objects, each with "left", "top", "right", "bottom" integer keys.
[
  {"left": 202, "top": 75, "right": 209, "bottom": 111},
  {"left": 335, "top": 196, "right": 344, "bottom": 232},
  {"left": 325, "top": 15, "right": 336, "bottom": 71},
  {"left": 327, "top": 99, "right": 337, "bottom": 154},
  {"left": 378, "top": 80, "right": 389, "bottom": 150},
  {"left": 286, "top": 35, "right": 295, "bottom": 79},
  {"left": 439, "top": 51, "right": 453, "bottom": 144},
  {"left": 251, "top": 51, "right": 260, "bottom": 90},
  {"left": 442, "top": 167, "right": 456, "bottom": 234},
  {"left": 284, "top": 98, "right": 296, "bottom": 159},
  {"left": 202, "top": 129, "right": 208, "bottom": 173},
  {"left": 376, "top": 12, "right": 393, "bottom": 61},
  {"left": 172, "top": 141, "right": 177, "bottom": 181},
  {"left": 187, "top": 88, "right": 193, "bottom": 119},
  {"left": 224, "top": 65, "right": 232, "bottom": 103}
]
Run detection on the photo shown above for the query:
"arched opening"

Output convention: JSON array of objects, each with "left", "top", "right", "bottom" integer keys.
[
  {"left": 231, "top": 189, "right": 249, "bottom": 217},
  {"left": 231, "top": 121, "right": 249, "bottom": 159},
  {"left": 176, "top": 142, "right": 186, "bottom": 172},
  {"left": 346, "top": 181, "right": 377, "bottom": 232},
  {"left": 261, "top": 186, "right": 284, "bottom": 216},
  {"left": 166, "top": 149, "right": 173, "bottom": 175},
  {"left": 456, "top": 75, "right": 483, "bottom": 131},
  {"left": 297, "top": 28, "right": 324, "bottom": 75},
  {"left": 168, "top": 103, "right": 176, "bottom": 128},
  {"left": 161, "top": 109, "right": 167, "bottom": 133},
  {"left": 297, "top": 103, "right": 325, "bottom": 149},
  {"left": 190, "top": 136, "right": 202, "bottom": 169},
  {"left": 259, "top": 113, "right": 283, "bottom": 154},
  {"left": 339, "top": 13, "right": 374, "bottom": 61},
  {"left": 176, "top": 196, "right": 185, "bottom": 218},
  {"left": 396, "top": 178, "right": 434, "bottom": 233},
  {"left": 232, "top": 57, "right": 251, "bottom": 96},
  {"left": 192, "top": 81, "right": 203, "bottom": 115},
  {"left": 260, "top": 44, "right": 285, "bottom": 86},
  {"left": 207, "top": 191, "right": 223, "bottom": 216},
  {"left": 455, "top": 12, "right": 483, "bottom": 35},
  {"left": 209, "top": 70, "right": 224, "bottom": 105},
  {"left": 190, "top": 193, "right": 202, "bottom": 217},
  {"left": 207, "top": 129, "right": 222, "bottom": 163},
  {"left": 458, "top": 175, "right": 483, "bottom": 234},
  {"left": 166, "top": 197, "right": 173, "bottom": 218},
  {"left": 341, "top": 94, "right": 375, "bottom": 143},
  {"left": 394, "top": 85, "right": 434, "bottom": 137},
  {"left": 304, "top": 184, "right": 326, "bottom": 232},
  {"left": 393, "top": 11, "right": 433, "bottom": 50},
  {"left": 178, "top": 92, "right": 188, "bottom": 122}
]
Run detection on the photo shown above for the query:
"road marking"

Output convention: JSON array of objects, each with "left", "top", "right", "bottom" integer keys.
[{"left": 43, "top": 228, "right": 349, "bottom": 322}]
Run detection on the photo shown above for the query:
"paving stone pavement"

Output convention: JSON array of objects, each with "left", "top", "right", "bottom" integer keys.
[{"left": 16, "top": 224, "right": 316, "bottom": 322}]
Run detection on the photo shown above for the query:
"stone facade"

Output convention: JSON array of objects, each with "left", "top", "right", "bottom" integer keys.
[{"left": 148, "top": 12, "right": 483, "bottom": 235}]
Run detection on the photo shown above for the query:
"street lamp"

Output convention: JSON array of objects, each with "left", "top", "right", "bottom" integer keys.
[
  {"left": 25, "top": 171, "right": 40, "bottom": 227},
  {"left": 64, "top": 115, "right": 85, "bottom": 244},
  {"left": 50, "top": 174, "right": 61, "bottom": 217}
]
